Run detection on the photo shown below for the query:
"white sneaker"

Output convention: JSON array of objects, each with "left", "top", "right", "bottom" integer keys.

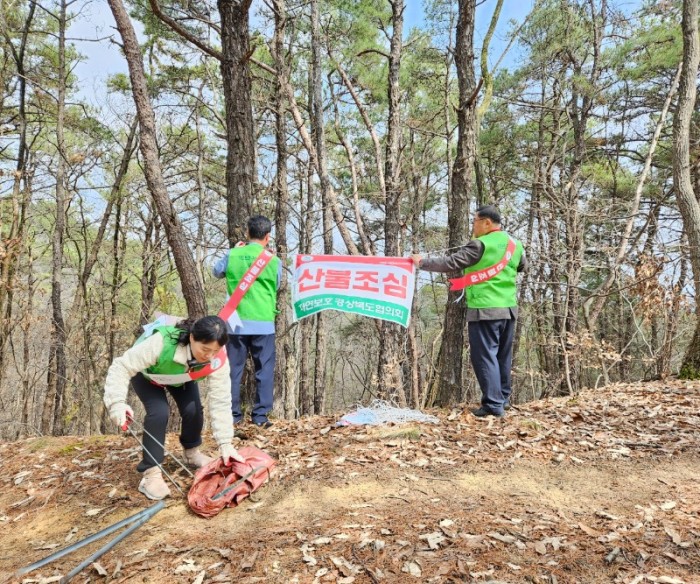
[
  {"left": 138, "top": 467, "right": 171, "bottom": 500},
  {"left": 183, "top": 447, "right": 214, "bottom": 468}
]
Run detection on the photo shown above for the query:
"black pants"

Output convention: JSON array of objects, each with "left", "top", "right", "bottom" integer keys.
[{"left": 131, "top": 372, "right": 203, "bottom": 472}]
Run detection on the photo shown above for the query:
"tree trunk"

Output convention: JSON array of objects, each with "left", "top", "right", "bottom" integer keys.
[
  {"left": 218, "top": 0, "right": 255, "bottom": 245},
  {"left": 408, "top": 136, "right": 424, "bottom": 407},
  {"left": 298, "top": 160, "right": 315, "bottom": 416},
  {"left": 0, "top": 0, "right": 35, "bottom": 391},
  {"left": 331, "top": 58, "right": 386, "bottom": 209},
  {"left": 194, "top": 89, "right": 207, "bottom": 290},
  {"left": 139, "top": 209, "right": 162, "bottom": 331},
  {"left": 675, "top": 0, "right": 700, "bottom": 378},
  {"left": 431, "top": 0, "right": 476, "bottom": 407},
  {"left": 42, "top": 0, "right": 68, "bottom": 435},
  {"left": 584, "top": 64, "right": 681, "bottom": 331},
  {"left": 330, "top": 84, "right": 374, "bottom": 255},
  {"left": 108, "top": 0, "right": 207, "bottom": 318},
  {"left": 271, "top": 0, "right": 296, "bottom": 419},
  {"left": 310, "top": 0, "right": 330, "bottom": 415},
  {"left": 69, "top": 118, "right": 138, "bottom": 327},
  {"left": 269, "top": 57, "right": 359, "bottom": 255},
  {"left": 109, "top": 195, "right": 125, "bottom": 368},
  {"left": 20, "top": 253, "right": 36, "bottom": 439},
  {"left": 662, "top": 255, "right": 687, "bottom": 378},
  {"left": 377, "top": 0, "right": 407, "bottom": 406},
  {"left": 513, "top": 83, "right": 542, "bottom": 380}
]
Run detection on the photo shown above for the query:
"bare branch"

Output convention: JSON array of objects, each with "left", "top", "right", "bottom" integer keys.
[
  {"left": 356, "top": 48, "right": 390, "bottom": 60},
  {"left": 147, "top": 0, "right": 222, "bottom": 61},
  {"left": 250, "top": 56, "right": 277, "bottom": 76}
]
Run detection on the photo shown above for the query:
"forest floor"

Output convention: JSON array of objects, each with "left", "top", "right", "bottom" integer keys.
[{"left": 1, "top": 380, "right": 699, "bottom": 584}]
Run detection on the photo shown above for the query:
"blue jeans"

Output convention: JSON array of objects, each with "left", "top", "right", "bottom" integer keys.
[
  {"left": 468, "top": 318, "right": 515, "bottom": 415},
  {"left": 226, "top": 334, "right": 275, "bottom": 424}
]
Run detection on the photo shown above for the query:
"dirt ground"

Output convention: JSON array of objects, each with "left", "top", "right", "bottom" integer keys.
[{"left": 1, "top": 380, "right": 699, "bottom": 584}]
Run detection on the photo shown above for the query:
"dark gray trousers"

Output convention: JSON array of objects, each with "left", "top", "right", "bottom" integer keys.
[
  {"left": 468, "top": 318, "right": 515, "bottom": 415},
  {"left": 226, "top": 334, "right": 275, "bottom": 424}
]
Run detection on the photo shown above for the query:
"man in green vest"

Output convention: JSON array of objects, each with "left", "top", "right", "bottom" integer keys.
[
  {"left": 411, "top": 205, "right": 526, "bottom": 417},
  {"left": 213, "top": 216, "right": 281, "bottom": 428}
]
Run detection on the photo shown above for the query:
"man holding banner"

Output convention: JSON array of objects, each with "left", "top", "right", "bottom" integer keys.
[
  {"left": 412, "top": 205, "right": 526, "bottom": 418},
  {"left": 213, "top": 216, "right": 281, "bottom": 428}
]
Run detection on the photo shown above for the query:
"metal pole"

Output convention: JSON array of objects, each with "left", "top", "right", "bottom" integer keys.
[
  {"left": 15, "top": 501, "right": 164, "bottom": 577},
  {"left": 128, "top": 418, "right": 194, "bottom": 478},
  {"left": 125, "top": 425, "right": 186, "bottom": 497},
  {"left": 59, "top": 501, "right": 164, "bottom": 583},
  {"left": 211, "top": 466, "right": 265, "bottom": 501}
]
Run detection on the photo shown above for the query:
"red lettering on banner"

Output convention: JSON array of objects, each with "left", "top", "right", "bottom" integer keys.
[
  {"left": 383, "top": 273, "right": 408, "bottom": 299},
  {"left": 325, "top": 269, "right": 352, "bottom": 290},
  {"left": 299, "top": 268, "right": 324, "bottom": 292},
  {"left": 353, "top": 271, "right": 380, "bottom": 293}
]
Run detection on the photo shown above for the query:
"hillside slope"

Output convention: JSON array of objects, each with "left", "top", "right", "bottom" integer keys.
[{"left": 1, "top": 381, "right": 699, "bottom": 583}]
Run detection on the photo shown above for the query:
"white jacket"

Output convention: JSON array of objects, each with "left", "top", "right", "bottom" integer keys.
[{"left": 103, "top": 333, "right": 234, "bottom": 448}]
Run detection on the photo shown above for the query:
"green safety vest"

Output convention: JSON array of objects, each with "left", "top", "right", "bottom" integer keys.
[
  {"left": 464, "top": 231, "right": 523, "bottom": 309},
  {"left": 141, "top": 326, "right": 188, "bottom": 386},
  {"left": 225, "top": 243, "right": 280, "bottom": 322}
]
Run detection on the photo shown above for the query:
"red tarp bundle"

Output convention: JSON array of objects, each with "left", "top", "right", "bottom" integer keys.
[{"left": 188, "top": 446, "right": 276, "bottom": 518}]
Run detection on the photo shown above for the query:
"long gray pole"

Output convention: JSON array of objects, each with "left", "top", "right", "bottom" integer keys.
[
  {"left": 59, "top": 502, "right": 163, "bottom": 583},
  {"left": 15, "top": 500, "right": 164, "bottom": 577}
]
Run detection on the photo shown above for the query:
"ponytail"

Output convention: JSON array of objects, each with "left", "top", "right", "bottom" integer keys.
[{"left": 174, "top": 318, "right": 196, "bottom": 345}]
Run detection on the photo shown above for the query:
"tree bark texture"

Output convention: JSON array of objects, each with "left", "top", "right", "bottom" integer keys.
[
  {"left": 271, "top": 0, "right": 296, "bottom": 419},
  {"left": 431, "top": 0, "right": 476, "bottom": 407},
  {"left": 675, "top": 0, "right": 700, "bottom": 378},
  {"left": 311, "top": 0, "right": 330, "bottom": 415},
  {"left": 0, "top": 0, "right": 35, "bottom": 393},
  {"left": 218, "top": 0, "right": 255, "bottom": 245},
  {"left": 42, "top": 0, "right": 68, "bottom": 435},
  {"left": 69, "top": 118, "right": 138, "bottom": 328},
  {"left": 138, "top": 206, "right": 162, "bottom": 333},
  {"left": 377, "top": 0, "right": 407, "bottom": 405},
  {"left": 108, "top": 0, "right": 207, "bottom": 318}
]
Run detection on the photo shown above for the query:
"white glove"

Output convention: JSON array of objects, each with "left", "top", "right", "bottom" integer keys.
[
  {"left": 109, "top": 403, "right": 134, "bottom": 431},
  {"left": 220, "top": 443, "right": 245, "bottom": 465}
]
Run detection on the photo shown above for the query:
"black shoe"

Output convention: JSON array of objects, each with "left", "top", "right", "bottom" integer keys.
[
  {"left": 253, "top": 420, "right": 273, "bottom": 429},
  {"left": 471, "top": 407, "right": 504, "bottom": 418},
  {"left": 503, "top": 401, "right": 511, "bottom": 411}
]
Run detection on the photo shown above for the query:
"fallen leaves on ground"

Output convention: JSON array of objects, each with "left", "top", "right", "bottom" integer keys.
[{"left": 0, "top": 379, "right": 698, "bottom": 583}]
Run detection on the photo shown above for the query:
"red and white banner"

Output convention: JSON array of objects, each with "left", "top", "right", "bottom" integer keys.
[{"left": 291, "top": 255, "right": 415, "bottom": 327}]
